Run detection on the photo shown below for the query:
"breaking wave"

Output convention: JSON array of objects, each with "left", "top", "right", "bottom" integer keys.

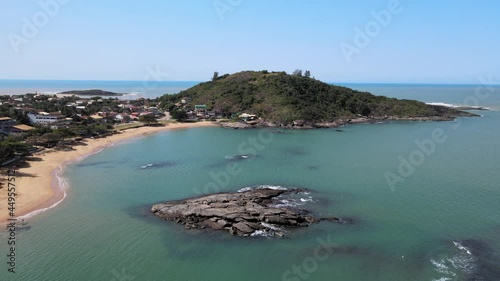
[
  {"left": 237, "top": 185, "right": 314, "bottom": 208},
  {"left": 430, "top": 240, "right": 478, "bottom": 280},
  {"left": 225, "top": 154, "right": 252, "bottom": 160},
  {"left": 250, "top": 223, "right": 283, "bottom": 237},
  {"left": 426, "top": 102, "right": 460, "bottom": 108},
  {"left": 426, "top": 102, "right": 492, "bottom": 110},
  {"left": 237, "top": 185, "right": 289, "bottom": 193},
  {"left": 273, "top": 195, "right": 315, "bottom": 208}
]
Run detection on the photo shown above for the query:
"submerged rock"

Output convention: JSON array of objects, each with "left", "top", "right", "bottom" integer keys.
[{"left": 151, "top": 188, "right": 345, "bottom": 237}]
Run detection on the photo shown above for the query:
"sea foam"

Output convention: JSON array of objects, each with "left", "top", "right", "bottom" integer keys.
[{"left": 237, "top": 185, "right": 289, "bottom": 193}]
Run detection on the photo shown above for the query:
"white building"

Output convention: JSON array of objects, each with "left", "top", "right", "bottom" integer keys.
[{"left": 28, "top": 112, "right": 63, "bottom": 125}]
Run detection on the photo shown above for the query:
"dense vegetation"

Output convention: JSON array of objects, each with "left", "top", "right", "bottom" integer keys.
[
  {"left": 158, "top": 71, "right": 473, "bottom": 124},
  {"left": 0, "top": 138, "right": 31, "bottom": 163},
  {"left": 0, "top": 123, "right": 117, "bottom": 164}
]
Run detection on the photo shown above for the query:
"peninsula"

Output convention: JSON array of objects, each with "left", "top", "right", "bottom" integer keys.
[{"left": 158, "top": 71, "right": 478, "bottom": 128}]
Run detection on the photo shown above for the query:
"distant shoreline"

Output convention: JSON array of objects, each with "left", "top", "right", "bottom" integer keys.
[
  {"left": 57, "top": 89, "right": 124, "bottom": 96},
  {"left": 0, "top": 122, "right": 217, "bottom": 225}
]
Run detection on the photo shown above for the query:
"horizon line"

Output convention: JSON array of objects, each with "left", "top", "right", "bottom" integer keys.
[{"left": 0, "top": 78, "right": 498, "bottom": 86}]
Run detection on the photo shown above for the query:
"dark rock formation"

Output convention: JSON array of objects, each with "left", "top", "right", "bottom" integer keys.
[{"left": 151, "top": 188, "right": 343, "bottom": 237}]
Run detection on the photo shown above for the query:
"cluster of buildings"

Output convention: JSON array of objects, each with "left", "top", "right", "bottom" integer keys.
[
  {"left": 0, "top": 93, "right": 166, "bottom": 134},
  {"left": 189, "top": 104, "right": 224, "bottom": 120},
  {"left": 175, "top": 97, "right": 224, "bottom": 120},
  {"left": 173, "top": 97, "right": 259, "bottom": 123},
  {"left": 0, "top": 117, "right": 34, "bottom": 135},
  {"left": 1, "top": 93, "right": 260, "bottom": 137},
  {"left": 62, "top": 97, "right": 165, "bottom": 123}
]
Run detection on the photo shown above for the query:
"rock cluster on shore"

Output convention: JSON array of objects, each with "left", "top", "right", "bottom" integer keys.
[
  {"left": 151, "top": 188, "right": 342, "bottom": 237},
  {"left": 218, "top": 113, "right": 478, "bottom": 130}
]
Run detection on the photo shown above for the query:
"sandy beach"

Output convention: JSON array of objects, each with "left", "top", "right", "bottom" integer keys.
[{"left": 0, "top": 122, "right": 217, "bottom": 224}]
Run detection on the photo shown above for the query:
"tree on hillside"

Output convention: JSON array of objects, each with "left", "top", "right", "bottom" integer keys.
[
  {"left": 171, "top": 110, "right": 188, "bottom": 121},
  {"left": 212, "top": 71, "right": 219, "bottom": 81},
  {"left": 139, "top": 114, "right": 158, "bottom": 125},
  {"left": 292, "top": 69, "right": 303, "bottom": 76},
  {"left": 54, "top": 128, "right": 76, "bottom": 141},
  {"left": 304, "top": 70, "right": 311, "bottom": 78},
  {"left": 0, "top": 139, "right": 32, "bottom": 162}
]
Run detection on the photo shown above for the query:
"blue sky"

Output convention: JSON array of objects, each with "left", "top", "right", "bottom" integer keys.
[{"left": 1, "top": 0, "right": 499, "bottom": 83}]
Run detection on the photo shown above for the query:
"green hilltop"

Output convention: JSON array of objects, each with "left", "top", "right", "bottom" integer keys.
[{"left": 158, "top": 71, "right": 476, "bottom": 125}]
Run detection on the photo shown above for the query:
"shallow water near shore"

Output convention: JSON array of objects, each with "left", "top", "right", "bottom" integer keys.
[{"left": 1, "top": 86, "right": 500, "bottom": 281}]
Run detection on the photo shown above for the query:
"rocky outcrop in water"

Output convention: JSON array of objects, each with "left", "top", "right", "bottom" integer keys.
[{"left": 151, "top": 188, "right": 342, "bottom": 237}]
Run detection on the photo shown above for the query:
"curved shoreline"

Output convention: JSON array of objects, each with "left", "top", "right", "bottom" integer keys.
[{"left": 0, "top": 122, "right": 217, "bottom": 225}]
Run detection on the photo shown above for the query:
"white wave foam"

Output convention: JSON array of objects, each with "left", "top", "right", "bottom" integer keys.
[
  {"left": 300, "top": 197, "right": 314, "bottom": 203},
  {"left": 16, "top": 166, "right": 68, "bottom": 220},
  {"left": 426, "top": 102, "right": 492, "bottom": 110},
  {"left": 261, "top": 222, "right": 281, "bottom": 231},
  {"left": 237, "top": 185, "right": 289, "bottom": 193},
  {"left": 453, "top": 241, "right": 472, "bottom": 255},
  {"left": 225, "top": 155, "right": 250, "bottom": 160},
  {"left": 447, "top": 255, "right": 476, "bottom": 274},
  {"left": 448, "top": 242, "right": 477, "bottom": 274},
  {"left": 274, "top": 199, "right": 299, "bottom": 208},
  {"left": 430, "top": 241, "right": 479, "bottom": 280},
  {"left": 274, "top": 195, "right": 315, "bottom": 208},
  {"left": 259, "top": 185, "right": 289, "bottom": 190},
  {"left": 431, "top": 259, "right": 456, "bottom": 277},
  {"left": 250, "top": 230, "right": 273, "bottom": 237},
  {"left": 427, "top": 102, "right": 459, "bottom": 108},
  {"left": 15, "top": 142, "right": 116, "bottom": 221}
]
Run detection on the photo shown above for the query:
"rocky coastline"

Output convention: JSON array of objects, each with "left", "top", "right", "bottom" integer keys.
[
  {"left": 218, "top": 112, "right": 479, "bottom": 130},
  {"left": 151, "top": 188, "right": 346, "bottom": 237}
]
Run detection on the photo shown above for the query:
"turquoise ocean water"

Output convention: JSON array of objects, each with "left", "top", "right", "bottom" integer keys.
[{"left": 1, "top": 83, "right": 500, "bottom": 280}]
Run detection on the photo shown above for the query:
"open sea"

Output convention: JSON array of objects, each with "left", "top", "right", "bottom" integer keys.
[
  {"left": 1, "top": 82, "right": 500, "bottom": 281},
  {"left": 0, "top": 80, "right": 199, "bottom": 98}
]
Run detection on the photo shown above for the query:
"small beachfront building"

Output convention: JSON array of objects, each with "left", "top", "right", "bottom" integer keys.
[
  {"left": 0, "top": 117, "right": 16, "bottom": 133},
  {"left": 194, "top": 105, "right": 208, "bottom": 117},
  {"left": 90, "top": 115, "right": 106, "bottom": 124},
  {"left": 9, "top": 124, "right": 35, "bottom": 134}
]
